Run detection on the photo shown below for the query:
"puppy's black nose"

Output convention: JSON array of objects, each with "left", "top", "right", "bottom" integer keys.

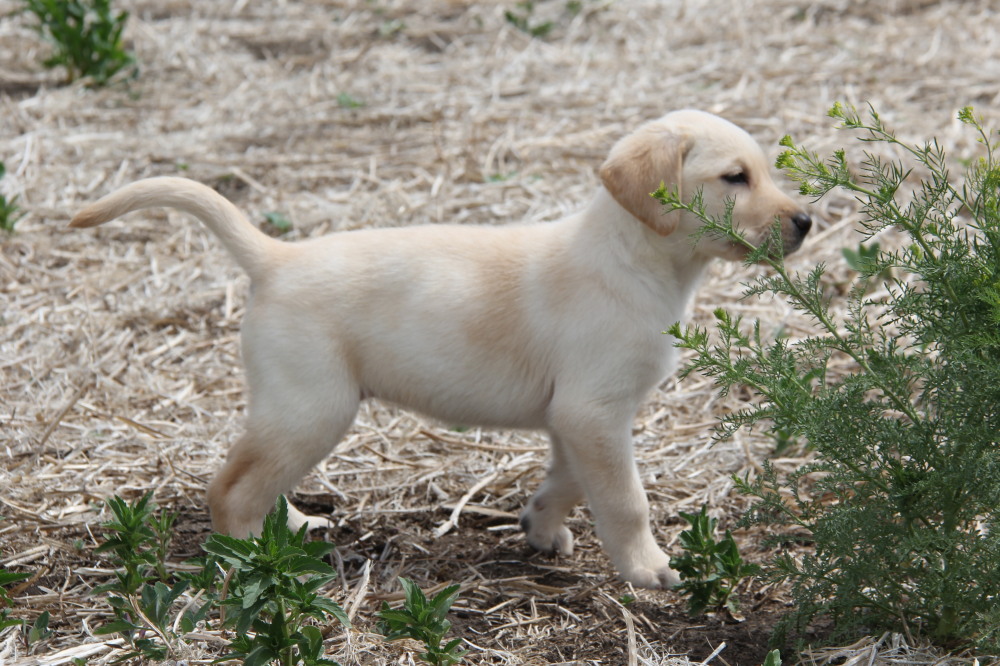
[{"left": 792, "top": 212, "right": 812, "bottom": 236}]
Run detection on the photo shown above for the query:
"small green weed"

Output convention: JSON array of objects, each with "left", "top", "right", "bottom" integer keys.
[
  {"left": 842, "top": 240, "right": 893, "bottom": 284},
  {"left": 0, "top": 162, "right": 24, "bottom": 233},
  {"left": 90, "top": 493, "right": 349, "bottom": 664},
  {"left": 771, "top": 424, "right": 803, "bottom": 456},
  {"left": 263, "top": 211, "right": 294, "bottom": 235},
  {"left": 669, "top": 505, "right": 761, "bottom": 616},
  {"left": 20, "top": 0, "right": 137, "bottom": 86},
  {"left": 203, "top": 496, "right": 348, "bottom": 666},
  {"left": 762, "top": 649, "right": 782, "bottom": 666},
  {"left": 505, "top": 1, "right": 598, "bottom": 38},
  {"left": 93, "top": 492, "right": 187, "bottom": 661},
  {"left": 94, "top": 580, "right": 190, "bottom": 661},
  {"left": 93, "top": 492, "right": 168, "bottom": 592},
  {"left": 486, "top": 170, "right": 519, "bottom": 183},
  {"left": 27, "top": 610, "right": 52, "bottom": 645},
  {"left": 504, "top": 1, "right": 554, "bottom": 38},
  {"left": 336, "top": 92, "right": 364, "bottom": 109},
  {"left": 840, "top": 240, "right": 879, "bottom": 272},
  {"left": 1, "top": 567, "right": 31, "bottom": 633},
  {"left": 377, "top": 577, "right": 466, "bottom": 666},
  {"left": 378, "top": 19, "right": 405, "bottom": 38}
]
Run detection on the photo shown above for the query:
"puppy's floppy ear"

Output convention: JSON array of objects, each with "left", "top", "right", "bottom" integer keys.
[{"left": 599, "top": 124, "right": 691, "bottom": 236}]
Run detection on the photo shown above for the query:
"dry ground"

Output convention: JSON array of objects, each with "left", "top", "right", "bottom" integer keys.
[{"left": 1, "top": 0, "right": 998, "bottom": 664}]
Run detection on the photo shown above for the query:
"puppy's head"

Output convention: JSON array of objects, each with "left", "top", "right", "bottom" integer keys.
[{"left": 599, "top": 110, "right": 811, "bottom": 260}]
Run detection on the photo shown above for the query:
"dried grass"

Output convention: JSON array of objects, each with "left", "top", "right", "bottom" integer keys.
[{"left": 2, "top": 0, "right": 999, "bottom": 663}]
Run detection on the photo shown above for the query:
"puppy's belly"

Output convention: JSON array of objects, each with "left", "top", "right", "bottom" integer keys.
[{"left": 358, "top": 351, "right": 553, "bottom": 430}]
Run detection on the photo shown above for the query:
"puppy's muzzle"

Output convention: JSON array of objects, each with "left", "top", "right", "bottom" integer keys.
[
  {"left": 791, "top": 211, "right": 812, "bottom": 237},
  {"left": 781, "top": 210, "right": 812, "bottom": 255}
]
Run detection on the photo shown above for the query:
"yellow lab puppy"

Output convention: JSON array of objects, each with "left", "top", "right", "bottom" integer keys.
[{"left": 72, "top": 110, "right": 810, "bottom": 588}]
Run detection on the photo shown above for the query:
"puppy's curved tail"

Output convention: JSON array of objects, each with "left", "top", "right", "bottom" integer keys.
[{"left": 70, "top": 177, "right": 283, "bottom": 280}]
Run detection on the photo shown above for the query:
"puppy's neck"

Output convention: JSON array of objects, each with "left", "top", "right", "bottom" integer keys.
[{"left": 576, "top": 188, "right": 713, "bottom": 296}]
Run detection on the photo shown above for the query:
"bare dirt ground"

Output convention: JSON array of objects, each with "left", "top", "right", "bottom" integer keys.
[{"left": 1, "top": 0, "right": 998, "bottom": 664}]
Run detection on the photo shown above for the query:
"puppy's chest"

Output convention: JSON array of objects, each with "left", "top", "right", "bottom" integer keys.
[
  {"left": 596, "top": 325, "right": 680, "bottom": 395},
  {"left": 641, "top": 336, "right": 680, "bottom": 386}
]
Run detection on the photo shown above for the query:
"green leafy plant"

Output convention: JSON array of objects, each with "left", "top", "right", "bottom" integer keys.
[
  {"left": 669, "top": 505, "right": 761, "bottom": 616},
  {"left": 263, "top": 211, "right": 294, "bottom": 235},
  {"left": 149, "top": 507, "right": 177, "bottom": 581},
  {"left": 762, "top": 649, "right": 781, "bottom": 666},
  {"left": 841, "top": 240, "right": 879, "bottom": 272},
  {"left": 661, "top": 104, "right": 1000, "bottom": 651},
  {"left": 377, "top": 578, "right": 466, "bottom": 666},
  {"left": 505, "top": 0, "right": 595, "bottom": 37},
  {"left": 20, "top": 0, "right": 137, "bottom": 86},
  {"left": 203, "top": 496, "right": 348, "bottom": 666},
  {"left": 378, "top": 18, "right": 405, "bottom": 38},
  {"left": 94, "top": 580, "right": 190, "bottom": 661},
  {"left": 842, "top": 240, "right": 893, "bottom": 285},
  {"left": 0, "top": 163, "right": 24, "bottom": 233},
  {"left": 93, "top": 492, "right": 164, "bottom": 593},
  {"left": 92, "top": 492, "right": 188, "bottom": 660},
  {"left": 89, "top": 493, "right": 353, "bottom": 664},
  {"left": 335, "top": 92, "right": 364, "bottom": 109},
  {"left": 1, "top": 567, "right": 31, "bottom": 633},
  {"left": 175, "top": 552, "right": 222, "bottom": 599},
  {"left": 771, "top": 424, "right": 802, "bottom": 456},
  {"left": 504, "top": 2, "right": 554, "bottom": 38},
  {"left": 27, "top": 610, "right": 52, "bottom": 645}
]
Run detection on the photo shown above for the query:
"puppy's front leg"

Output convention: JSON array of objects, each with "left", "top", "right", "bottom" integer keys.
[
  {"left": 521, "top": 433, "right": 584, "bottom": 556},
  {"left": 548, "top": 405, "right": 679, "bottom": 589}
]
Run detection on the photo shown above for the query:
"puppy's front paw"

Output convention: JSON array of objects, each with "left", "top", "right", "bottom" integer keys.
[
  {"left": 623, "top": 564, "right": 681, "bottom": 589},
  {"left": 520, "top": 513, "right": 574, "bottom": 556}
]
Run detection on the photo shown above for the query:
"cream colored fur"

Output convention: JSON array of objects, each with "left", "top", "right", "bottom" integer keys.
[{"left": 70, "top": 110, "right": 810, "bottom": 588}]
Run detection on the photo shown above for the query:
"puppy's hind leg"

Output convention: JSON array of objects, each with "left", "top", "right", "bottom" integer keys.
[
  {"left": 207, "top": 330, "right": 361, "bottom": 537},
  {"left": 207, "top": 393, "right": 359, "bottom": 537}
]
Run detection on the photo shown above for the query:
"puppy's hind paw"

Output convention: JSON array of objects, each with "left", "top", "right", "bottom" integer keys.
[
  {"left": 520, "top": 514, "right": 574, "bottom": 556},
  {"left": 285, "top": 499, "right": 334, "bottom": 532}
]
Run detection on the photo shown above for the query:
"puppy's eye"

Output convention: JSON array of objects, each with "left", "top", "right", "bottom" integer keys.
[{"left": 722, "top": 171, "right": 749, "bottom": 185}]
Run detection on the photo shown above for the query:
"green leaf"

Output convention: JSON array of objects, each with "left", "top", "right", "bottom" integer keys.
[
  {"left": 762, "top": 649, "right": 782, "bottom": 666},
  {"left": 0, "top": 570, "right": 30, "bottom": 587},
  {"left": 378, "top": 608, "right": 416, "bottom": 625},
  {"left": 242, "top": 643, "right": 279, "bottom": 666},
  {"left": 0, "top": 618, "right": 24, "bottom": 632},
  {"left": 297, "top": 624, "right": 325, "bottom": 658},
  {"left": 400, "top": 577, "right": 427, "bottom": 616},
  {"left": 429, "top": 584, "right": 461, "bottom": 622},
  {"left": 27, "top": 611, "right": 51, "bottom": 644},
  {"left": 202, "top": 533, "right": 256, "bottom": 563},
  {"left": 263, "top": 211, "right": 293, "bottom": 233},
  {"left": 94, "top": 619, "right": 140, "bottom": 635}
]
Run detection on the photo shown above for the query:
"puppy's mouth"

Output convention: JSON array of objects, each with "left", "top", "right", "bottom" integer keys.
[
  {"left": 780, "top": 233, "right": 807, "bottom": 257},
  {"left": 737, "top": 227, "right": 807, "bottom": 263},
  {"left": 707, "top": 212, "right": 811, "bottom": 263},
  {"left": 754, "top": 213, "right": 812, "bottom": 260}
]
